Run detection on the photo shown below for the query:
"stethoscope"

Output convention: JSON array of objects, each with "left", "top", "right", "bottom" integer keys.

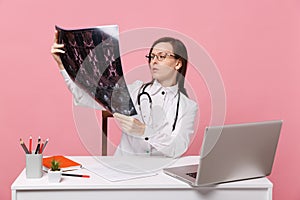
[{"left": 137, "top": 82, "right": 180, "bottom": 132}]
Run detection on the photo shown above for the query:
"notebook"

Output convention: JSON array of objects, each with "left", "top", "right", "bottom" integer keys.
[
  {"left": 163, "top": 120, "right": 282, "bottom": 186},
  {"left": 43, "top": 155, "right": 82, "bottom": 171}
]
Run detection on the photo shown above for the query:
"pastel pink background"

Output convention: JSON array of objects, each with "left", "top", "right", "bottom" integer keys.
[{"left": 0, "top": 0, "right": 299, "bottom": 199}]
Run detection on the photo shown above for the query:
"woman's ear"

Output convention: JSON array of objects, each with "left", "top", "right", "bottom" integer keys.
[{"left": 175, "top": 59, "right": 182, "bottom": 70}]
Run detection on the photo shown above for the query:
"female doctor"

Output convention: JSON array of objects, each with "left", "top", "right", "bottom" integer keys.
[{"left": 51, "top": 32, "right": 198, "bottom": 158}]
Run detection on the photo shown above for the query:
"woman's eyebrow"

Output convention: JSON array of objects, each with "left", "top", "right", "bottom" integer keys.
[{"left": 151, "top": 50, "right": 171, "bottom": 54}]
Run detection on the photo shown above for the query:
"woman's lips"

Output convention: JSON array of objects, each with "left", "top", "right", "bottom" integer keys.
[{"left": 152, "top": 67, "right": 159, "bottom": 72}]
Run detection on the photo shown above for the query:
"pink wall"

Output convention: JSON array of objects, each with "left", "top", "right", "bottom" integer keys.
[{"left": 0, "top": 0, "right": 299, "bottom": 199}]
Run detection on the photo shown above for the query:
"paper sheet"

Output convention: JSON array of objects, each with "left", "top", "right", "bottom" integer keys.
[{"left": 84, "top": 162, "right": 158, "bottom": 182}]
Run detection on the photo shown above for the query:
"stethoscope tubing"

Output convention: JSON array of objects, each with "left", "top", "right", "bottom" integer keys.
[{"left": 137, "top": 82, "right": 179, "bottom": 132}]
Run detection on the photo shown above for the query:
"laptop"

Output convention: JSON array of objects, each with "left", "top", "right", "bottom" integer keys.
[{"left": 163, "top": 120, "right": 282, "bottom": 186}]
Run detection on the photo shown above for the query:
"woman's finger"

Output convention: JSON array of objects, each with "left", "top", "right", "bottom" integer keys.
[
  {"left": 51, "top": 48, "right": 65, "bottom": 54},
  {"left": 53, "top": 30, "right": 59, "bottom": 43},
  {"left": 51, "top": 43, "right": 65, "bottom": 54},
  {"left": 113, "top": 113, "right": 130, "bottom": 120},
  {"left": 53, "top": 43, "right": 64, "bottom": 48}
]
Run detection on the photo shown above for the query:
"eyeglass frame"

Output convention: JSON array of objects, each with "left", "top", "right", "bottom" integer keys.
[{"left": 145, "top": 52, "right": 177, "bottom": 62}]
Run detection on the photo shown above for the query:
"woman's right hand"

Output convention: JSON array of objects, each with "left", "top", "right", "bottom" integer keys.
[
  {"left": 113, "top": 113, "right": 146, "bottom": 136},
  {"left": 51, "top": 30, "right": 65, "bottom": 70}
]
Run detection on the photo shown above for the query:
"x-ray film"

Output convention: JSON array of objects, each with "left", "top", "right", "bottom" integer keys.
[{"left": 56, "top": 25, "right": 137, "bottom": 116}]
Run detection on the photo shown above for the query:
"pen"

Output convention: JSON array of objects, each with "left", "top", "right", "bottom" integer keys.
[
  {"left": 29, "top": 136, "right": 32, "bottom": 154},
  {"left": 61, "top": 173, "right": 90, "bottom": 178},
  {"left": 20, "top": 138, "right": 30, "bottom": 154}
]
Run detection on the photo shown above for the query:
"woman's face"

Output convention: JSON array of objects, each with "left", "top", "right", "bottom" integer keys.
[{"left": 149, "top": 42, "right": 181, "bottom": 87}]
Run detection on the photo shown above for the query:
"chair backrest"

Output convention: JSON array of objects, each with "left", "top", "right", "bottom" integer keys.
[{"left": 102, "top": 110, "right": 113, "bottom": 156}]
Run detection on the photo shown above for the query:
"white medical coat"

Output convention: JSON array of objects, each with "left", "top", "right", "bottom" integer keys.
[{"left": 60, "top": 70, "right": 198, "bottom": 158}]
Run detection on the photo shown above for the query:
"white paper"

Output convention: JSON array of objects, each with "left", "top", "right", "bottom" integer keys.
[{"left": 84, "top": 162, "right": 158, "bottom": 182}]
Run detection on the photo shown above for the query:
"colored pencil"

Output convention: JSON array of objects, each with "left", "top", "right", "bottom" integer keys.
[
  {"left": 35, "top": 136, "right": 41, "bottom": 154},
  {"left": 20, "top": 138, "right": 30, "bottom": 154},
  {"left": 29, "top": 136, "right": 32, "bottom": 154},
  {"left": 62, "top": 173, "right": 90, "bottom": 178},
  {"left": 42, "top": 138, "right": 49, "bottom": 153},
  {"left": 39, "top": 141, "right": 44, "bottom": 154}
]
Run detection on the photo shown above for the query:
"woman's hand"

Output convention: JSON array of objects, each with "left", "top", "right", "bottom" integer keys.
[
  {"left": 50, "top": 31, "right": 65, "bottom": 70},
  {"left": 113, "top": 113, "right": 145, "bottom": 136}
]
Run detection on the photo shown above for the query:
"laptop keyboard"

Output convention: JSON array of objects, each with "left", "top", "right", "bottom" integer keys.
[{"left": 186, "top": 172, "right": 197, "bottom": 178}]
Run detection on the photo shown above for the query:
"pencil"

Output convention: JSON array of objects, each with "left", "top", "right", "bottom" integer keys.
[
  {"left": 39, "top": 141, "right": 44, "bottom": 154},
  {"left": 62, "top": 173, "right": 90, "bottom": 178},
  {"left": 35, "top": 136, "right": 41, "bottom": 154},
  {"left": 20, "top": 138, "right": 30, "bottom": 154},
  {"left": 41, "top": 138, "right": 49, "bottom": 153},
  {"left": 29, "top": 136, "right": 32, "bottom": 154}
]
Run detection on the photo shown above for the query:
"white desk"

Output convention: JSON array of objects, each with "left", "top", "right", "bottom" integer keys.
[{"left": 11, "top": 156, "right": 273, "bottom": 200}]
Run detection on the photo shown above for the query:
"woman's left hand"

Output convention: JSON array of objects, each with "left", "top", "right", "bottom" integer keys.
[{"left": 113, "top": 113, "right": 145, "bottom": 136}]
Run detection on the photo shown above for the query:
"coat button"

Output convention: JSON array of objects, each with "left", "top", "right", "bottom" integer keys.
[
  {"left": 145, "top": 137, "right": 149, "bottom": 141},
  {"left": 161, "top": 91, "right": 165, "bottom": 95}
]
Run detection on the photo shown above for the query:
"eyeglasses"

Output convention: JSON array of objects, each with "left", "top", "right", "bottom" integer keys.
[{"left": 145, "top": 52, "right": 176, "bottom": 62}]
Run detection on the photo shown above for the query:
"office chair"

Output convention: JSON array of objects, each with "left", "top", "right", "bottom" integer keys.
[{"left": 101, "top": 110, "right": 113, "bottom": 156}]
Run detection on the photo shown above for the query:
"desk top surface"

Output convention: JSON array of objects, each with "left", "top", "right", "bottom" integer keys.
[{"left": 11, "top": 156, "right": 272, "bottom": 190}]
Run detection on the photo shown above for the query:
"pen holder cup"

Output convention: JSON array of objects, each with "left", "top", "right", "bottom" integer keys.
[{"left": 26, "top": 154, "right": 43, "bottom": 178}]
